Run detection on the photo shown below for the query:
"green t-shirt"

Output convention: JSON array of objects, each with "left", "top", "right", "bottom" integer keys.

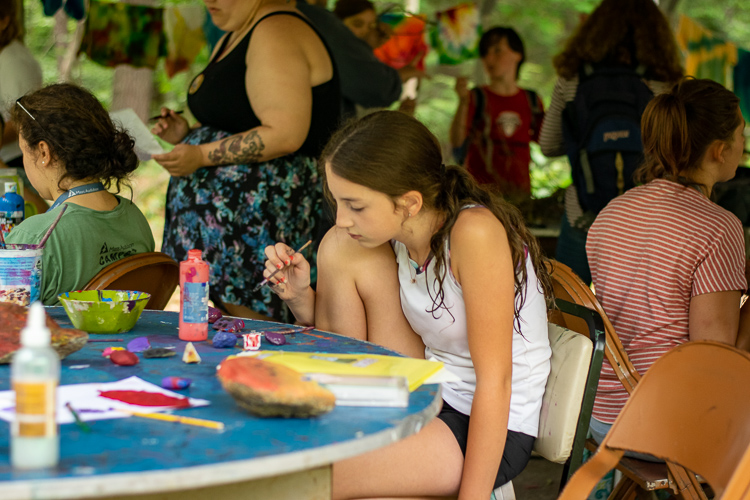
[{"left": 6, "top": 196, "right": 155, "bottom": 305}]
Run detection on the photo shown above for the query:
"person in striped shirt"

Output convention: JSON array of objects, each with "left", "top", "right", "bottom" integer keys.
[{"left": 586, "top": 78, "right": 750, "bottom": 449}]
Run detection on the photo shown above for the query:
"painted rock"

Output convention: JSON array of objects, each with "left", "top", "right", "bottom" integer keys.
[
  {"left": 0, "top": 303, "right": 88, "bottom": 363},
  {"left": 127, "top": 337, "right": 150, "bottom": 353},
  {"left": 217, "top": 356, "right": 335, "bottom": 418},
  {"left": 102, "top": 346, "right": 125, "bottom": 358},
  {"left": 264, "top": 332, "right": 286, "bottom": 346},
  {"left": 212, "top": 317, "right": 244, "bottom": 333},
  {"left": 161, "top": 377, "right": 192, "bottom": 390},
  {"left": 110, "top": 350, "right": 139, "bottom": 366},
  {"left": 208, "top": 306, "right": 223, "bottom": 324},
  {"left": 212, "top": 331, "right": 237, "bottom": 349},
  {"left": 143, "top": 348, "right": 176, "bottom": 358}
]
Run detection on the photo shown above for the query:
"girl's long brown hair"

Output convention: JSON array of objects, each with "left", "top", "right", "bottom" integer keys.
[
  {"left": 636, "top": 78, "right": 741, "bottom": 186},
  {"left": 320, "top": 111, "right": 553, "bottom": 331},
  {"left": 553, "top": 0, "right": 683, "bottom": 83}
]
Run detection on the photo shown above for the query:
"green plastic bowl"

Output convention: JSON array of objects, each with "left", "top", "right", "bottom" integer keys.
[{"left": 58, "top": 290, "right": 151, "bottom": 334}]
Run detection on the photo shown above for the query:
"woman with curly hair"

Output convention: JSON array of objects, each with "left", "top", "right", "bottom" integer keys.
[
  {"left": 539, "top": 0, "right": 683, "bottom": 284},
  {"left": 7, "top": 83, "right": 154, "bottom": 304}
]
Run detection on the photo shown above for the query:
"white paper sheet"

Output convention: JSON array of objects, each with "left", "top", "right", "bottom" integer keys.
[
  {"left": 0, "top": 376, "right": 209, "bottom": 424},
  {"left": 110, "top": 108, "right": 174, "bottom": 161}
]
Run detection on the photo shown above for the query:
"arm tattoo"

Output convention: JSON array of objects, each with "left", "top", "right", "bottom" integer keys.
[{"left": 207, "top": 130, "right": 265, "bottom": 165}]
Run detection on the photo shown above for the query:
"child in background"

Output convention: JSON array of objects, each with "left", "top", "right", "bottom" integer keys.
[
  {"left": 7, "top": 83, "right": 154, "bottom": 305},
  {"left": 450, "top": 26, "right": 544, "bottom": 202},
  {"left": 264, "top": 110, "right": 552, "bottom": 499}
]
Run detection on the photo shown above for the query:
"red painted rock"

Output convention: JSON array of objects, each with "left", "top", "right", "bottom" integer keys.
[
  {"left": 217, "top": 356, "right": 335, "bottom": 418},
  {"left": 0, "top": 303, "right": 88, "bottom": 363},
  {"left": 110, "top": 350, "right": 139, "bottom": 366}
]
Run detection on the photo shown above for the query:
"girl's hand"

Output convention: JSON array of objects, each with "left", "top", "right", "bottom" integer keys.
[
  {"left": 151, "top": 108, "right": 190, "bottom": 145},
  {"left": 263, "top": 242, "right": 311, "bottom": 303},
  {"left": 152, "top": 144, "right": 205, "bottom": 177}
]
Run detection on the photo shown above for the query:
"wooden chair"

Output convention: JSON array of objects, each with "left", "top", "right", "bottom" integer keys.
[
  {"left": 722, "top": 442, "right": 750, "bottom": 500},
  {"left": 545, "top": 259, "right": 707, "bottom": 499},
  {"left": 83, "top": 252, "right": 179, "bottom": 310},
  {"left": 558, "top": 341, "right": 750, "bottom": 500}
]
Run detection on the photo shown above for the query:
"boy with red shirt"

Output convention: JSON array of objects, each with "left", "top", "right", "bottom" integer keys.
[{"left": 450, "top": 27, "right": 544, "bottom": 199}]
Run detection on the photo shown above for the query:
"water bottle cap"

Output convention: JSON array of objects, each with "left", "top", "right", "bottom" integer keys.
[{"left": 20, "top": 302, "right": 51, "bottom": 348}]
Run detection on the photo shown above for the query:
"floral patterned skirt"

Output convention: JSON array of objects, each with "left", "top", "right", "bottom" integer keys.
[{"left": 162, "top": 126, "right": 326, "bottom": 322}]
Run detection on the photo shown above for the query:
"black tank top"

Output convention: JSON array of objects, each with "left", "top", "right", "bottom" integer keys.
[{"left": 187, "top": 11, "right": 341, "bottom": 157}]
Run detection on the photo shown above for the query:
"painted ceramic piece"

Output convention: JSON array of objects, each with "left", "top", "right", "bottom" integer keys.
[
  {"left": 264, "top": 332, "right": 286, "bottom": 346},
  {"left": 217, "top": 356, "right": 335, "bottom": 418},
  {"left": 58, "top": 290, "right": 150, "bottom": 334},
  {"left": 143, "top": 348, "right": 176, "bottom": 358},
  {"left": 0, "top": 302, "right": 88, "bottom": 363}
]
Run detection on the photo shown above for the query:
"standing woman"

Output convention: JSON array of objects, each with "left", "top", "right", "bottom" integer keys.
[
  {"left": 152, "top": 0, "right": 340, "bottom": 321},
  {"left": 539, "top": 0, "right": 683, "bottom": 284},
  {"left": 0, "top": 0, "right": 47, "bottom": 214}
]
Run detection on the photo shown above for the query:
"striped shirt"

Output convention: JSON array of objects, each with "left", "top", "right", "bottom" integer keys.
[{"left": 587, "top": 179, "right": 746, "bottom": 423}]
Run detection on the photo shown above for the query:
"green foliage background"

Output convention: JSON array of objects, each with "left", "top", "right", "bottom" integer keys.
[{"left": 18, "top": 0, "right": 750, "bottom": 240}]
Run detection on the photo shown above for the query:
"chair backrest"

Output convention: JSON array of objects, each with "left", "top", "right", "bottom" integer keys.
[
  {"left": 559, "top": 341, "right": 750, "bottom": 499},
  {"left": 534, "top": 322, "right": 593, "bottom": 463},
  {"left": 83, "top": 252, "right": 179, "bottom": 310},
  {"left": 723, "top": 442, "right": 750, "bottom": 500},
  {"left": 544, "top": 259, "right": 640, "bottom": 394}
]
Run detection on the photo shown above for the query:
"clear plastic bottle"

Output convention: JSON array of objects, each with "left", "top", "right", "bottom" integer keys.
[
  {"left": 179, "top": 249, "right": 210, "bottom": 341},
  {"left": 0, "top": 181, "right": 25, "bottom": 239},
  {"left": 11, "top": 302, "right": 60, "bottom": 469}
]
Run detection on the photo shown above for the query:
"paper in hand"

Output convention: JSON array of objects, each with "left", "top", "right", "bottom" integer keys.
[{"left": 110, "top": 108, "right": 175, "bottom": 161}]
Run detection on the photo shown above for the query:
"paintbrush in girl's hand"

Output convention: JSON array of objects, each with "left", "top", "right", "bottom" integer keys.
[{"left": 253, "top": 240, "right": 312, "bottom": 292}]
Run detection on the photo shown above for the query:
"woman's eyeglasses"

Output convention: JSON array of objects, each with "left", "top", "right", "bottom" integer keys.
[{"left": 15, "top": 100, "right": 37, "bottom": 122}]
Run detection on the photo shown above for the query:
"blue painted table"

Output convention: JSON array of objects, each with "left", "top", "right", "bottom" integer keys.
[{"left": 0, "top": 308, "right": 441, "bottom": 500}]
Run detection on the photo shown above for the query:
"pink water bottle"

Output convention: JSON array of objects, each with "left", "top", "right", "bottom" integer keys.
[{"left": 179, "top": 249, "right": 210, "bottom": 341}]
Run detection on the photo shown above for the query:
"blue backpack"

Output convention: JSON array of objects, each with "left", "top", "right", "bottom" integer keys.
[{"left": 562, "top": 64, "right": 654, "bottom": 214}]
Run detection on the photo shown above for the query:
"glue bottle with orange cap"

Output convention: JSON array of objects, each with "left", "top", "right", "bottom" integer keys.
[{"left": 179, "top": 249, "right": 210, "bottom": 341}]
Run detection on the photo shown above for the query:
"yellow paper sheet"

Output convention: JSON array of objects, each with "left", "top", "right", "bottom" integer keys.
[{"left": 250, "top": 351, "right": 443, "bottom": 392}]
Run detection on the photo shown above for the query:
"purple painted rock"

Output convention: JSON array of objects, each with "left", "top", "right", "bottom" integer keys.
[
  {"left": 212, "top": 331, "right": 237, "bottom": 348},
  {"left": 208, "top": 306, "right": 223, "bottom": 324},
  {"left": 127, "top": 337, "right": 150, "bottom": 353},
  {"left": 110, "top": 350, "right": 139, "bottom": 366},
  {"left": 0, "top": 303, "right": 88, "bottom": 364},
  {"left": 161, "top": 377, "right": 192, "bottom": 390},
  {"left": 143, "top": 348, "right": 176, "bottom": 358},
  {"left": 212, "top": 317, "right": 245, "bottom": 333},
  {"left": 217, "top": 356, "right": 335, "bottom": 418},
  {"left": 264, "top": 332, "right": 286, "bottom": 346}
]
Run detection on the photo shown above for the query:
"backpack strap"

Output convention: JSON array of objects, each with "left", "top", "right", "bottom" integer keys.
[{"left": 524, "top": 89, "right": 543, "bottom": 135}]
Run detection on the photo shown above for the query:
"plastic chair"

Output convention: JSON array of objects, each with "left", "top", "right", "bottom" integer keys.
[
  {"left": 83, "top": 252, "right": 179, "bottom": 310},
  {"left": 545, "top": 259, "right": 707, "bottom": 499},
  {"left": 559, "top": 341, "right": 750, "bottom": 500},
  {"left": 539, "top": 299, "right": 606, "bottom": 491}
]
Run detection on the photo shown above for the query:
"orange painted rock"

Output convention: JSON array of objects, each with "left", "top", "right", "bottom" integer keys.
[
  {"left": 217, "top": 356, "right": 335, "bottom": 418},
  {"left": 0, "top": 303, "right": 88, "bottom": 363}
]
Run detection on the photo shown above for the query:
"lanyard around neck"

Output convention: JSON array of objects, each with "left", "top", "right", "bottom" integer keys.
[{"left": 49, "top": 182, "right": 106, "bottom": 211}]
